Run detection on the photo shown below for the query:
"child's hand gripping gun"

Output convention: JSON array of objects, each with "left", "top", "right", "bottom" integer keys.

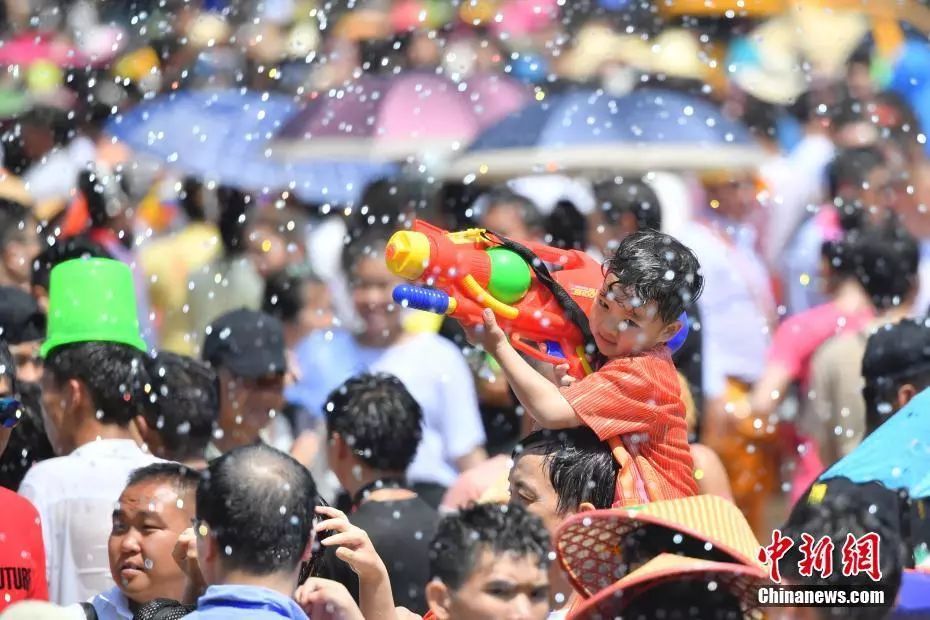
[{"left": 384, "top": 220, "right": 604, "bottom": 379}]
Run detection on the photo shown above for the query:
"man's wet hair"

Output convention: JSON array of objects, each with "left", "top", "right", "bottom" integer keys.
[
  {"left": 861, "top": 318, "right": 930, "bottom": 434},
  {"left": 197, "top": 444, "right": 318, "bottom": 575},
  {"left": 325, "top": 373, "right": 423, "bottom": 473},
  {"left": 44, "top": 342, "right": 149, "bottom": 426},
  {"left": 429, "top": 503, "right": 550, "bottom": 590},
  {"left": 127, "top": 462, "right": 202, "bottom": 497},
  {"left": 516, "top": 427, "right": 619, "bottom": 514},
  {"left": 143, "top": 352, "right": 218, "bottom": 463},
  {"left": 603, "top": 229, "right": 704, "bottom": 324}
]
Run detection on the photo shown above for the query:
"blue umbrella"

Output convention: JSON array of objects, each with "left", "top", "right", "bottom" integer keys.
[
  {"left": 105, "top": 89, "right": 395, "bottom": 204},
  {"left": 445, "top": 88, "right": 765, "bottom": 181},
  {"left": 820, "top": 387, "right": 930, "bottom": 498}
]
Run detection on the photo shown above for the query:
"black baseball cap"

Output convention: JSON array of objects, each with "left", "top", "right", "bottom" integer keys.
[
  {"left": 862, "top": 318, "right": 930, "bottom": 383},
  {"left": 202, "top": 308, "right": 285, "bottom": 379},
  {"left": 0, "top": 286, "right": 46, "bottom": 344}
]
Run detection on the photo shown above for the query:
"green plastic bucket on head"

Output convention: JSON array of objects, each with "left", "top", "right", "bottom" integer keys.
[{"left": 40, "top": 257, "right": 146, "bottom": 357}]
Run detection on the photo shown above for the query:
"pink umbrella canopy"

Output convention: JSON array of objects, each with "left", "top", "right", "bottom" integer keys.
[
  {"left": 462, "top": 73, "right": 532, "bottom": 129},
  {"left": 273, "top": 72, "right": 481, "bottom": 161},
  {"left": 0, "top": 32, "right": 87, "bottom": 67}
]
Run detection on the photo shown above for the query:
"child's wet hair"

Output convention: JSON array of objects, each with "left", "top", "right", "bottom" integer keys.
[{"left": 603, "top": 229, "right": 704, "bottom": 324}]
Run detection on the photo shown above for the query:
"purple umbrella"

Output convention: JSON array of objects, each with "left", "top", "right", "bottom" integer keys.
[
  {"left": 462, "top": 73, "right": 532, "bottom": 129},
  {"left": 273, "top": 73, "right": 481, "bottom": 161}
]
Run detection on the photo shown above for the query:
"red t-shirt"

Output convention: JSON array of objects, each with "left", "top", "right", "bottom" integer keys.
[
  {"left": 561, "top": 347, "right": 697, "bottom": 506},
  {"left": 0, "top": 487, "right": 48, "bottom": 610}
]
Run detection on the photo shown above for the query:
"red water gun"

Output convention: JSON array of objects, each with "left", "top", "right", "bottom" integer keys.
[{"left": 384, "top": 219, "right": 603, "bottom": 379}]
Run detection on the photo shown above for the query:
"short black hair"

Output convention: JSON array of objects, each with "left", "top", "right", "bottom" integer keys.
[
  {"left": 341, "top": 231, "right": 390, "bottom": 277},
  {"left": 430, "top": 503, "right": 550, "bottom": 590},
  {"left": 603, "top": 229, "right": 704, "bottom": 324},
  {"left": 127, "top": 462, "right": 202, "bottom": 497},
  {"left": 0, "top": 200, "right": 34, "bottom": 247},
  {"left": 472, "top": 188, "right": 544, "bottom": 233},
  {"left": 515, "top": 427, "right": 618, "bottom": 514},
  {"left": 31, "top": 237, "right": 111, "bottom": 292},
  {"left": 44, "top": 342, "right": 149, "bottom": 426},
  {"left": 143, "top": 352, "right": 218, "bottom": 463},
  {"left": 197, "top": 444, "right": 317, "bottom": 576},
  {"left": 827, "top": 146, "right": 885, "bottom": 203},
  {"left": 823, "top": 223, "right": 919, "bottom": 311},
  {"left": 263, "top": 266, "right": 325, "bottom": 324},
  {"left": 593, "top": 177, "right": 663, "bottom": 232},
  {"left": 325, "top": 373, "right": 423, "bottom": 472},
  {"left": 780, "top": 485, "right": 906, "bottom": 619},
  {"left": 861, "top": 318, "right": 930, "bottom": 434}
]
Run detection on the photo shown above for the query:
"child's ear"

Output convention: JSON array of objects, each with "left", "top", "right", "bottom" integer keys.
[
  {"left": 658, "top": 320, "right": 683, "bottom": 344},
  {"left": 426, "top": 580, "right": 453, "bottom": 620}
]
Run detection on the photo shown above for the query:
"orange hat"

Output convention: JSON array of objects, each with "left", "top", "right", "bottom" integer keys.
[
  {"left": 556, "top": 494, "right": 762, "bottom": 598},
  {"left": 568, "top": 553, "right": 767, "bottom": 620}
]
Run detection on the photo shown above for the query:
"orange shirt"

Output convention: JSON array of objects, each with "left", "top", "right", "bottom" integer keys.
[{"left": 561, "top": 347, "right": 697, "bottom": 506}]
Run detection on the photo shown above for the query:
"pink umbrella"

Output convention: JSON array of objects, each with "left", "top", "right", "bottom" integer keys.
[
  {"left": 0, "top": 32, "right": 87, "bottom": 67},
  {"left": 273, "top": 72, "right": 481, "bottom": 161},
  {"left": 462, "top": 73, "right": 531, "bottom": 129}
]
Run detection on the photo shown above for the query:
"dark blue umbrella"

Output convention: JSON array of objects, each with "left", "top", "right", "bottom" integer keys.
[
  {"left": 445, "top": 88, "right": 765, "bottom": 181},
  {"left": 105, "top": 89, "right": 395, "bottom": 204}
]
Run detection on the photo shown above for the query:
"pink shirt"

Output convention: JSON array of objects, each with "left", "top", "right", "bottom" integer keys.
[{"left": 767, "top": 301, "right": 874, "bottom": 388}]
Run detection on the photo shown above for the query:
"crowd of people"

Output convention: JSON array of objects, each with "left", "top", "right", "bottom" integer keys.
[{"left": 2, "top": 0, "right": 930, "bottom": 619}]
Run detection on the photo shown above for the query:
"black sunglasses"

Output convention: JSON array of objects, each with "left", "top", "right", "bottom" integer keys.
[{"left": 0, "top": 397, "right": 24, "bottom": 429}]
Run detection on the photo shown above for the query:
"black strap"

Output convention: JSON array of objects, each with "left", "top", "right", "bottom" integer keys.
[
  {"left": 80, "top": 602, "right": 98, "bottom": 620},
  {"left": 491, "top": 233, "right": 603, "bottom": 369},
  {"left": 350, "top": 476, "right": 407, "bottom": 510}
]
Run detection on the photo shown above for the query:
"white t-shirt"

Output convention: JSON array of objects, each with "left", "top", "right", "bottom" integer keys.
[
  {"left": 63, "top": 585, "right": 134, "bottom": 620},
  {"left": 287, "top": 329, "right": 486, "bottom": 487},
  {"left": 19, "top": 439, "right": 159, "bottom": 605}
]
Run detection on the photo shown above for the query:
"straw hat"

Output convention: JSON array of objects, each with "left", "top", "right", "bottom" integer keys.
[
  {"left": 186, "top": 13, "right": 231, "bottom": 48},
  {"left": 556, "top": 494, "right": 762, "bottom": 598},
  {"left": 647, "top": 29, "right": 709, "bottom": 81},
  {"left": 560, "top": 24, "right": 651, "bottom": 82},
  {"left": 568, "top": 553, "right": 768, "bottom": 620}
]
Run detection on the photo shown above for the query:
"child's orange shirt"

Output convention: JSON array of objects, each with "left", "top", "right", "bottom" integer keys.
[{"left": 560, "top": 346, "right": 697, "bottom": 506}]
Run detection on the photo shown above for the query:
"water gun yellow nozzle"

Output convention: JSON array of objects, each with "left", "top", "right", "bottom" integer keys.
[{"left": 385, "top": 230, "right": 431, "bottom": 280}]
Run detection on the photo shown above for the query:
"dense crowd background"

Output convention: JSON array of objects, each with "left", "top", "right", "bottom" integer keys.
[{"left": 2, "top": 0, "right": 930, "bottom": 618}]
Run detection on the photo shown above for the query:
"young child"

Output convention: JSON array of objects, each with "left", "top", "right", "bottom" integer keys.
[{"left": 470, "top": 229, "right": 704, "bottom": 506}]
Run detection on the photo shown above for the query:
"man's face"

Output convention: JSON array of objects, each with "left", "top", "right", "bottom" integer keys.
[
  {"left": 2, "top": 217, "right": 40, "bottom": 286},
  {"left": 588, "top": 274, "right": 679, "bottom": 357},
  {"left": 350, "top": 256, "right": 403, "bottom": 341},
  {"left": 10, "top": 341, "right": 42, "bottom": 383},
  {"left": 444, "top": 549, "right": 549, "bottom": 620},
  {"left": 509, "top": 453, "right": 562, "bottom": 536},
  {"left": 217, "top": 368, "right": 284, "bottom": 447},
  {"left": 246, "top": 223, "right": 294, "bottom": 279},
  {"left": 109, "top": 479, "right": 194, "bottom": 605},
  {"left": 704, "top": 177, "right": 758, "bottom": 222}
]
